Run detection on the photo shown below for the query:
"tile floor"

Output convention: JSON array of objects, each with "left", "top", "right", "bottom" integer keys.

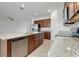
[{"left": 28, "top": 39, "right": 51, "bottom": 57}]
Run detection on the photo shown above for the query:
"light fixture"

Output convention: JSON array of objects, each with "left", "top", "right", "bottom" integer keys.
[
  {"left": 8, "top": 17, "right": 14, "bottom": 21},
  {"left": 20, "top": 4, "right": 25, "bottom": 10},
  {"left": 48, "top": 9, "right": 51, "bottom": 13}
]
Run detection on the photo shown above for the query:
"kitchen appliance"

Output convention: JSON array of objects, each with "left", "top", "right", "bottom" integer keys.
[{"left": 31, "top": 24, "right": 40, "bottom": 32}]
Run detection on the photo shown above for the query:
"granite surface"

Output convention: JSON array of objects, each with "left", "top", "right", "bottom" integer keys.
[
  {"left": 0, "top": 32, "right": 42, "bottom": 40},
  {"left": 48, "top": 31, "right": 79, "bottom": 57},
  {"left": 55, "top": 31, "right": 79, "bottom": 37}
]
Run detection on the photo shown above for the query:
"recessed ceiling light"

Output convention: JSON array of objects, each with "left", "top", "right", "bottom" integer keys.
[
  {"left": 20, "top": 4, "right": 25, "bottom": 10},
  {"left": 48, "top": 9, "right": 51, "bottom": 13}
]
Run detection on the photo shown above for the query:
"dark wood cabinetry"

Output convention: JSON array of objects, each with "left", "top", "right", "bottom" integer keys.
[
  {"left": 7, "top": 40, "right": 12, "bottom": 57},
  {"left": 28, "top": 33, "right": 43, "bottom": 54},
  {"left": 44, "top": 32, "right": 51, "bottom": 40},
  {"left": 68, "top": 2, "right": 75, "bottom": 19},
  {"left": 28, "top": 35, "right": 35, "bottom": 54},
  {"left": 34, "top": 34, "right": 39, "bottom": 48},
  {"left": 64, "top": 2, "right": 79, "bottom": 24},
  {"left": 34, "top": 19, "right": 51, "bottom": 27},
  {"left": 4, "top": 33, "right": 43, "bottom": 57},
  {"left": 38, "top": 33, "right": 43, "bottom": 45}
]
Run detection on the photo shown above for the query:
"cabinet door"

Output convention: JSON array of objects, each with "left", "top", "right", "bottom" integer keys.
[
  {"left": 47, "top": 32, "right": 51, "bottom": 39},
  {"left": 75, "top": 2, "right": 79, "bottom": 11},
  {"left": 41, "top": 33, "right": 44, "bottom": 44},
  {"left": 40, "top": 33, "right": 43, "bottom": 44},
  {"left": 38, "top": 33, "right": 42, "bottom": 45},
  {"left": 34, "top": 19, "right": 51, "bottom": 27},
  {"left": 44, "top": 32, "right": 51, "bottom": 40},
  {"left": 34, "top": 34, "right": 39, "bottom": 48},
  {"left": 45, "top": 19, "right": 51, "bottom": 27},
  {"left": 34, "top": 21, "right": 39, "bottom": 24},
  {"left": 73, "top": 2, "right": 77, "bottom": 13},
  {"left": 28, "top": 35, "right": 35, "bottom": 54},
  {"left": 39, "top": 20, "right": 43, "bottom": 27},
  {"left": 43, "top": 20, "right": 47, "bottom": 27},
  {"left": 68, "top": 2, "right": 75, "bottom": 19}
]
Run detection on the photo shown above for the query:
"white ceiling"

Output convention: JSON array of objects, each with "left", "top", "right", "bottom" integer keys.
[{"left": 0, "top": 2, "right": 64, "bottom": 21}]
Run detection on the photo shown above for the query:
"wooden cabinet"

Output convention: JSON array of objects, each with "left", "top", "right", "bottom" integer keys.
[
  {"left": 68, "top": 2, "right": 75, "bottom": 19},
  {"left": 7, "top": 40, "right": 12, "bottom": 57},
  {"left": 2, "top": 33, "right": 43, "bottom": 57},
  {"left": 34, "top": 21, "right": 40, "bottom": 25},
  {"left": 28, "top": 35, "right": 35, "bottom": 54},
  {"left": 76, "top": 3, "right": 79, "bottom": 10},
  {"left": 38, "top": 33, "right": 42, "bottom": 45},
  {"left": 34, "top": 19, "right": 51, "bottom": 27},
  {"left": 28, "top": 33, "right": 43, "bottom": 54},
  {"left": 44, "top": 32, "right": 51, "bottom": 40},
  {"left": 34, "top": 34, "right": 39, "bottom": 48},
  {"left": 74, "top": 2, "right": 79, "bottom": 12},
  {"left": 44, "top": 19, "right": 50, "bottom": 27},
  {"left": 64, "top": 2, "right": 79, "bottom": 23},
  {"left": 39, "top": 20, "right": 43, "bottom": 27}
]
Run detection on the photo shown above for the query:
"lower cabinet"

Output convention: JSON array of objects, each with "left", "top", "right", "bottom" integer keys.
[
  {"left": 28, "top": 35, "right": 35, "bottom": 54},
  {"left": 28, "top": 33, "right": 43, "bottom": 54},
  {"left": 38, "top": 33, "right": 43, "bottom": 45},
  {"left": 44, "top": 32, "right": 51, "bottom": 40},
  {"left": 34, "top": 34, "right": 39, "bottom": 48},
  {"left": 6, "top": 33, "right": 43, "bottom": 57}
]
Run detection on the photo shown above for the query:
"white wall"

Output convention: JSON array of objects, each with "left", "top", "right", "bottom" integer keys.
[
  {"left": 50, "top": 4, "right": 64, "bottom": 40},
  {"left": 0, "top": 3, "right": 32, "bottom": 35},
  {"left": 0, "top": 19, "right": 31, "bottom": 35}
]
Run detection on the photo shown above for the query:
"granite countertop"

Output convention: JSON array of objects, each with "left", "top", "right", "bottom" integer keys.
[
  {"left": 0, "top": 32, "right": 42, "bottom": 40},
  {"left": 48, "top": 31, "right": 79, "bottom": 57},
  {"left": 55, "top": 31, "right": 79, "bottom": 38}
]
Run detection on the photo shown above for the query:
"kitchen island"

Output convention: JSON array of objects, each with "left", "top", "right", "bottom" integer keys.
[
  {"left": 0, "top": 32, "right": 43, "bottom": 57},
  {"left": 48, "top": 31, "right": 79, "bottom": 57}
]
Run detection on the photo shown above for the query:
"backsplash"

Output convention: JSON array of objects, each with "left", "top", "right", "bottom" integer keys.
[{"left": 41, "top": 27, "right": 51, "bottom": 32}]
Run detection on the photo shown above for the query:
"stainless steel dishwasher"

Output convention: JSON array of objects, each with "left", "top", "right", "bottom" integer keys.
[{"left": 12, "top": 37, "right": 28, "bottom": 57}]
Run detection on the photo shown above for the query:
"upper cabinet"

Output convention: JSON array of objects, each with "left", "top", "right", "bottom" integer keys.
[
  {"left": 63, "top": 2, "right": 79, "bottom": 24},
  {"left": 34, "top": 19, "right": 51, "bottom": 27},
  {"left": 75, "top": 2, "right": 79, "bottom": 12},
  {"left": 68, "top": 2, "right": 75, "bottom": 19}
]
